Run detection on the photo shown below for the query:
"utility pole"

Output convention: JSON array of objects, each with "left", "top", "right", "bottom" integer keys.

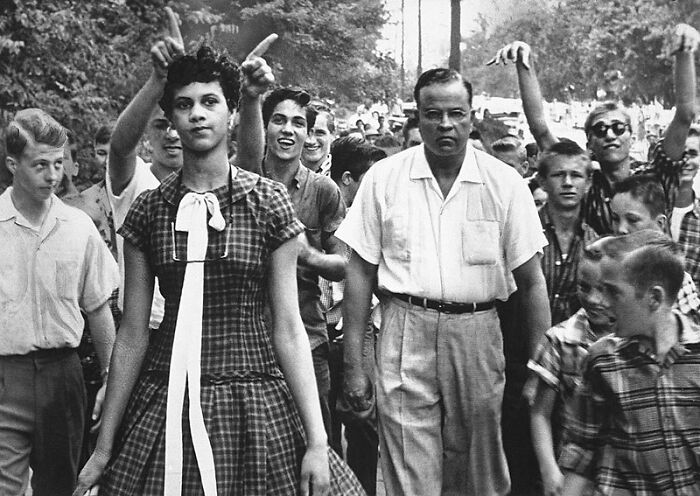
[
  {"left": 449, "top": 0, "right": 461, "bottom": 71},
  {"left": 401, "top": 0, "right": 405, "bottom": 98},
  {"left": 417, "top": 0, "right": 423, "bottom": 77}
]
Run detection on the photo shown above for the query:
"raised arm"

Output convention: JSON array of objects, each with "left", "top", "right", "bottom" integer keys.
[
  {"left": 109, "top": 7, "right": 184, "bottom": 194},
  {"left": 661, "top": 24, "right": 699, "bottom": 160},
  {"left": 234, "top": 34, "right": 278, "bottom": 174},
  {"left": 488, "top": 41, "right": 558, "bottom": 151},
  {"left": 73, "top": 242, "right": 155, "bottom": 496}
]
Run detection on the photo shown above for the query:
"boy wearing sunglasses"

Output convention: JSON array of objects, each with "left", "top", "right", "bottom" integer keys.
[{"left": 489, "top": 24, "right": 699, "bottom": 235}]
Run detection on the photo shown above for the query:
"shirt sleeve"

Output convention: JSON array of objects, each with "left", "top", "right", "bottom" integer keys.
[
  {"left": 79, "top": 222, "right": 120, "bottom": 312},
  {"left": 558, "top": 353, "right": 608, "bottom": 478},
  {"left": 317, "top": 176, "right": 346, "bottom": 234},
  {"left": 334, "top": 165, "right": 383, "bottom": 265},
  {"left": 647, "top": 137, "right": 685, "bottom": 218},
  {"left": 526, "top": 330, "right": 565, "bottom": 401},
  {"left": 117, "top": 190, "right": 152, "bottom": 253},
  {"left": 503, "top": 177, "right": 548, "bottom": 272},
  {"left": 266, "top": 183, "right": 305, "bottom": 251}
]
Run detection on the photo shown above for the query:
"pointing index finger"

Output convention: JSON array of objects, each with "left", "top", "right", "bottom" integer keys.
[
  {"left": 165, "top": 7, "right": 184, "bottom": 46},
  {"left": 246, "top": 33, "right": 278, "bottom": 60}
]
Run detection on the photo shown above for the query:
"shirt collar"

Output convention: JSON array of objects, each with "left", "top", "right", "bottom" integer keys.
[
  {"left": 160, "top": 165, "right": 258, "bottom": 210},
  {"left": 691, "top": 195, "right": 700, "bottom": 218},
  {"left": 617, "top": 310, "right": 700, "bottom": 361},
  {"left": 292, "top": 163, "right": 309, "bottom": 189},
  {"left": 409, "top": 144, "right": 483, "bottom": 183},
  {"left": 0, "top": 187, "right": 70, "bottom": 225}
]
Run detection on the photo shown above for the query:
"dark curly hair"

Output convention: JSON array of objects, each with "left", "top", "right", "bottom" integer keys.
[{"left": 159, "top": 45, "right": 240, "bottom": 117}]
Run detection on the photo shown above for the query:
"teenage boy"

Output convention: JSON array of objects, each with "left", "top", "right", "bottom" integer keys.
[
  {"left": 610, "top": 174, "right": 700, "bottom": 321},
  {"left": 560, "top": 233, "right": 700, "bottom": 495},
  {"left": 537, "top": 141, "right": 597, "bottom": 325},
  {"left": 302, "top": 104, "right": 335, "bottom": 174},
  {"left": 259, "top": 87, "right": 348, "bottom": 437},
  {"left": 0, "top": 109, "right": 118, "bottom": 496},
  {"left": 490, "top": 24, "right": 699, "bottom": 234}
]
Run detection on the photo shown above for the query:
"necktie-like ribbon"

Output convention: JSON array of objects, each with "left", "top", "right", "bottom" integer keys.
[{"left": 164, "top": 191, "right": 225, "bottom": 496}]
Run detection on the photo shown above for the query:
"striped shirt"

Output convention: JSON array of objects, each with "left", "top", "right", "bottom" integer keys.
[
  {"left": 539, "top": 207, "right": 599, "bottom": 326},
  {"left": 559, "top": 312, "right": 700, "bottom": 494}
]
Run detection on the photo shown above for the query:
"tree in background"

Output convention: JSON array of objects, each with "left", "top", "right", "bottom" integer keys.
[
  {"left": 461, "top": 0, "right": 700, "bottom": 105},
  {"left": 0, "top": 0, "right": 398, "bottom": 190}
]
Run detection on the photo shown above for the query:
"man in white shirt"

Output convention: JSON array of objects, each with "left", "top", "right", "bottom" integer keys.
[{"left": 337, "top": 68, "right": 551, "bottom": 495}]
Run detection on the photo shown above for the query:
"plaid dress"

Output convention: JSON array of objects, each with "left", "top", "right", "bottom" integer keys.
[{"left": 100, "top": 168, "right": 365, "bottom": 495}]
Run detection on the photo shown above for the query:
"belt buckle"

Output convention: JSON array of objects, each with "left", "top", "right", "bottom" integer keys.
[{"left": 471, "top": 302, "right": 477, "bottom": 313}]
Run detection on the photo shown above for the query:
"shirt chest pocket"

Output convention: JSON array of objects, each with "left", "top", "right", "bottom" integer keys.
[
  {"left": 461, "top": 220, "right": 500, "bottom": 265},
  {"left": 382, "top": 205, "right": 410, "bottom": 262},
  {"left": 0, "top": 260, "right": 25, "bottom": 302},
  {"left": 37, "top": 255, "right": 81, "bottom": 301}
]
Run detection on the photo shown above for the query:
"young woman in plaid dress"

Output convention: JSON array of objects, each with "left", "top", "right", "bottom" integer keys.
[{"left": 74, "top": 12, "right": 364, "bottom": 496}]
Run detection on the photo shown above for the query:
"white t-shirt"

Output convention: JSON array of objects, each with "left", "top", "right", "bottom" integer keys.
[
  {"left": 106, "top": 157, "right": 165, "bottom": 329},
  {"left": 672, "top": 204, "right": 694, "bottom": 242}
]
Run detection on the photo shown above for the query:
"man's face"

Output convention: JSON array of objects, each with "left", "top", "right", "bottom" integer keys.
[
  {"left": 404, "top": 127, "right": 423, "bottom": 149},
  {"left": 302, "top": 112, "right": 332, "bottom": 168},
  {"left": 266, "top": 99, "right": 308, "bottom": 163},
  {"left": 170, "top": 81, "right": 231, "bottom": 154},
  {"left": 600, "top": 255, "right": 645, "bottom": 337},
  {"left": 417, "top": 80, "right": 472, "bottom": 158},
  {"left": 587, "top": 110, "right": 631, "bottom": 165},
  {"left": 680, "top": 135, "right": 700, "bottom": 185},
  {"left": 610, "top": 192, "right": 665, "bottom": 235},
  {"left": 539, "top": 156, "right": 590, "bottom": 210},
  {"left": 94, "top": 142, "right": 109, "bottom": 170},
  {"left": 63, "top": 142, "right": 78, "bottom": 179},
  {"left": 147, "top": 107, "right": 182, "bottom": 171},
  {"left": 577, "top": 257, "right": 614, "bottom": 330},
  {"left": 7, "top": 140, "right": 64, "bottom": 204}
]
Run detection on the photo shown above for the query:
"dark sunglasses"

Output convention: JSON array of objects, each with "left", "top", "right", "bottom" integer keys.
[{"left": 590, "top": 121, "right": 629, "bottom": 138}]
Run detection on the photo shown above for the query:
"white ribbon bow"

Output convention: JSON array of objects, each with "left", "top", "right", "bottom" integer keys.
[{"left": 165, "top": 192, "right": 225, "bottom": 496}]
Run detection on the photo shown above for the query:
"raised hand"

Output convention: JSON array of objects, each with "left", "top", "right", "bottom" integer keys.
[
  {"left": 670, "top": 23, "right": 700, "bottom": 55},
  {"left": 240, "top": 34, "right": 278, "bottom": 98},
  {"left": 486, "top": 41, "right": 532, "bottom": 70},
  {"left": 150, "top": 6, "right": 185, "bottom": 80}
]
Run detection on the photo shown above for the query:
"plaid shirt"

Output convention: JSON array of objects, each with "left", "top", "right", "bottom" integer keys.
[
  {"left": 675, "top": 272, "right": 700, "bottom": 323},
  {"left": 678, "top": 197, "right": 700, "bottom": 289},
  {"left": 584, "top": 138, "right": 686, "bottom": 235},
  {"left": 525, "top": 308, "right": 608, "bottom": 455},
  {"left": 559, "top": 312, "right": 700, "bottom": 495},
  {"left": 539, "top": 206, "right": 599, "bottom": 325}
]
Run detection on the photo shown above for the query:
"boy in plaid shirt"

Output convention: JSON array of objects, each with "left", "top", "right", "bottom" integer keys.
[{"left": 560, "top": 232, "right": 700, "bottom": 495}]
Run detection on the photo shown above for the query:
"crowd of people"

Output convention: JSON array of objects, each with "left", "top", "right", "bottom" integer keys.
[{"left": 2, "top": 7, "right": 700, "bottom": 496}]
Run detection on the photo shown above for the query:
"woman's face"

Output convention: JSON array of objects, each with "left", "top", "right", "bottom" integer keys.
[{"left": 169, "top": 81, "right": 231, "bottom": 154}]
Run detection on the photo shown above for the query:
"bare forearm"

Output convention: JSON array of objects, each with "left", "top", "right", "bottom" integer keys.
[
  {"left": 233, "top": 93, "right": 264, "bottom": 174},
  {"left": 523, "top": 283, "right": 551, "bottom": 357},
  {"left": 86, "top": 302, "right": 117, "bottom": 373},
  {"left": 663, "top": 51, "right": 697, "bottom": 160},
  {"left": 94, "top": 328, "right": 149, "bottom": 453},
  {"left": 516, "top": 61, "right": 557, "bottom": 151},
  {"left": 531, "top": 409, "right": 559, "bottom": 479},
  {"left": 274, "top": 324, "right": 327, "bottom": 447},
  {"left": 301, "top": 248, "right": 346, "bottom": 281},
  {"left": 342, "top": 256, "right": 376, "bottom": 372}
]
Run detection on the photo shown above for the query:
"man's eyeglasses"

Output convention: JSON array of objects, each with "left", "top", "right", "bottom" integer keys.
[{"left": 590, "top": 121, "right": 630, "bottom": 138}]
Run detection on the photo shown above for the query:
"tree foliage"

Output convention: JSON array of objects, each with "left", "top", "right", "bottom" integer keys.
[
  {"left": 0, "top": 0, "right": 397, "bottom": 188},
  {"left": 462, "top": 0, "right": 700, "bottom": 105}
]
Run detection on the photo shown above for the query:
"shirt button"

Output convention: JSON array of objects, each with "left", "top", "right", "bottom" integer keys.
[{"left": 555, "top": 260, "right": 562, "bottom": 266}]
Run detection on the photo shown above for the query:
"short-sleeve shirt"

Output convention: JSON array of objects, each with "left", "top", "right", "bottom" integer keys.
[
  {"left": 106, "top": 157, "right": 164, "bottom": 329},
  {"left": 269, "top": 164, "right": 345, "bottom": 349},
  {"left": 559, "top": 312, "right": 700, "bottom": 494},
  {"left": 0, "top": 188, "right": 119, "bottom": 355},
  {"left": 335, "top": 144, "right": 547, "bottom": 302}
]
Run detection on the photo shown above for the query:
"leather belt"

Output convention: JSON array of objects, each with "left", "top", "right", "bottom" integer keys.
[{"left": 389, "top": 292, "right": 495, "bottom": 314}]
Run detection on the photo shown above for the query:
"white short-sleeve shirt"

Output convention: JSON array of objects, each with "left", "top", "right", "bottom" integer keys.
[
  {"left": 335, "top": 144, "right": 547, "bottom": 303},
  {"left": 106, "top": 157, "right": 164, "bottom": 329},
  {"left": 0, "top": 189, "right": 119, "bottom": 354}
]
